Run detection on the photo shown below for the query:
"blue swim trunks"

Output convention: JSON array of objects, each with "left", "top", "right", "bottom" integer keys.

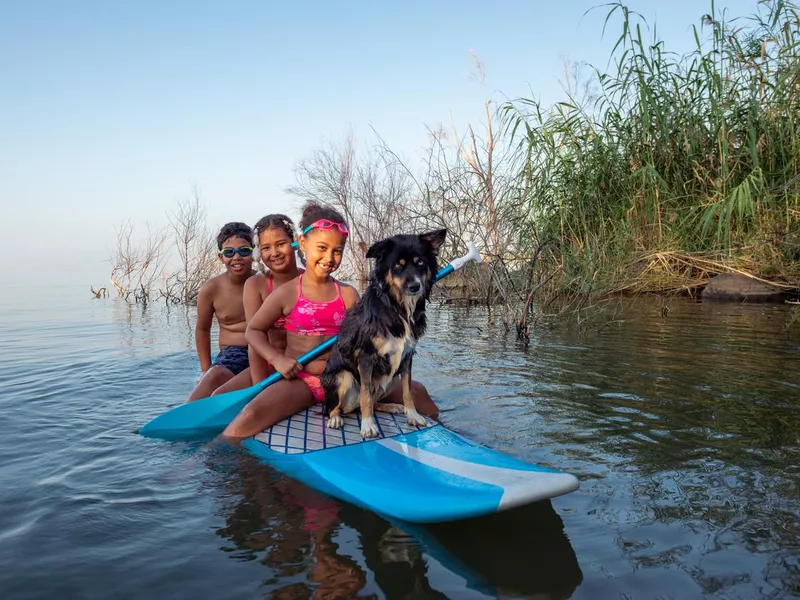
[{"left": 212, "top": 345, "right": 249, "bottom": 375}]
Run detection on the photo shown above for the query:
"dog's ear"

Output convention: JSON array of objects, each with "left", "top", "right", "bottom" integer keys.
[
  {"left": 420, "top": 229, "right": 447, "bottom": 255},
  {"left": 366, "top": 238, "right": 392, "bottom": 259}
]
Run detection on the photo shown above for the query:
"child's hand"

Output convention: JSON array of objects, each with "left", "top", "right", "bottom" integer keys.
[{"left": 272, "top": 355, "right": 302, "bottom": 379}]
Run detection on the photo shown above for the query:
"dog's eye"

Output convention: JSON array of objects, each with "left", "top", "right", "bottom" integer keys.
[{"left": 416, "top": 258, "right": 425, "bottom": 266}]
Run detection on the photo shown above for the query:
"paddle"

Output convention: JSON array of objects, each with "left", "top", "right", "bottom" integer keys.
[{"left": 138, "top": 241, "right": 482, "bottom": 440}]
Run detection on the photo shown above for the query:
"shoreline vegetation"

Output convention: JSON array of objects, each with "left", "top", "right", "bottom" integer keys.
[{"left": 99, "top": 1, "right": 800, "bottom": 338}]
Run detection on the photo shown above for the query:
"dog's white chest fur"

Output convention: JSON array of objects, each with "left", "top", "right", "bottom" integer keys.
[{"left": 374, "top": 328, "right": 416, "bottom": 392}]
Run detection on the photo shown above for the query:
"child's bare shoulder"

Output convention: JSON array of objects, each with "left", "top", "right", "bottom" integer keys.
[
  {"left": 244, "top": 272, "right": 268, "bottom": 292},
  {"left": 198, "top": 274, "right": 221, "bottom": 294},
  {"left": 262, "top": 275, "right": 299, "bottom": 307},
  {"left": 199, "top": 272, "right": 232, "bottom": 301},
  {"left": 337, "top": 280, "right": 358, "bottom": 293},
  {"left": 274, "top": 275, "right": 300, "bottom": 298},
  {"left": 337, "top": 281, "right": 361, "bottom": 304}
]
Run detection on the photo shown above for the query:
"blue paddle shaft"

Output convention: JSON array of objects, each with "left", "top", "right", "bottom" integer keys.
[{"left": 434, "top": 264, "right": 454, "bottom": 281}]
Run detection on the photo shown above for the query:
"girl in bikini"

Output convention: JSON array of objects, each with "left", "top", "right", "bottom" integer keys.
[
  {"left": 224, "top": 201, "right": 440, "bottom": 439},
  {"left": 210, "top": 214, "right": 303, "bottom": 396},
  {"left": 224, "top": 201, "right": 360, "bottom": 438}
]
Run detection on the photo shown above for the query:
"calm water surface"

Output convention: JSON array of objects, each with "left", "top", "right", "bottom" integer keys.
[{"left": 1, "top": 284, "right": 798, "bottom": 599}]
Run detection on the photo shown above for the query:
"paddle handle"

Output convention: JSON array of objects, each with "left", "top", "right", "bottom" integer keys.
[
  {"left": 436, "top": 241, "right": 481, "bottom": 282},
  {"left": 256, "top": 241, "right": 481, "bottom": 392}
]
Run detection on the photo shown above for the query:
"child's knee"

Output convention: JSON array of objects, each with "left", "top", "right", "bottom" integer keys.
[
  {"left": 207, "top": 365, "right": 233, "bottom": 384},
  {"left": 410, "top": 380, "right": 431, "bottom": 399},
  {"left": 223, "top": 399, "right": 263, "bottom": 438},
  {"left": 239, "top": 393, "right": 269, "bottom": 420},
  {"left": 410, "top": 380, "right": 439, "bottom": 416}
]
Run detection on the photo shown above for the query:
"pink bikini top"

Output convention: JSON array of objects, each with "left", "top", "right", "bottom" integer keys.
[{"left": 284, "top": 275, "right": 347, "bottom": 336}]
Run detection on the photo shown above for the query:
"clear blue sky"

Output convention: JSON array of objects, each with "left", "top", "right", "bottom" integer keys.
[{"left": 1, "top": 0, "right": 756, "bottom": 287}]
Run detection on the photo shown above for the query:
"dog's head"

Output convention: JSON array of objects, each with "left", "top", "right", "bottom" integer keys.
[{"left": 366, "top": 229, "right": 447, "bottom": 305}]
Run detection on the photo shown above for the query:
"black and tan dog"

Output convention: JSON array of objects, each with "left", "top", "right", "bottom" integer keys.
[{"left": 321, "top": 229, "right": 447, "bottom": 438}]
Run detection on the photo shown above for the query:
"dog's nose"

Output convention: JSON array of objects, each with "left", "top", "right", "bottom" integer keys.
[{"left": 406, "top": 281, "right": 421, "bottom": 294}]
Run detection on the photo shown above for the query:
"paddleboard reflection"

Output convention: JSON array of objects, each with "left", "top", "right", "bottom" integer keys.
[{"left": 209, "top": 452, "right": 582, "bottom": 599}]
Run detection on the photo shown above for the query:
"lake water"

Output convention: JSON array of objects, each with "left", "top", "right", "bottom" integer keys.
[{"left": 1, "top": 284, "right": 798, "bottom": 599}]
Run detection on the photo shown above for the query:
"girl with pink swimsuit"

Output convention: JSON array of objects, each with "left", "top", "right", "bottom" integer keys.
[
  {"left": 223, "top": 201, "right": 361, "bottom": 439},
  {"left": 281, "top": 274, "right": 348, "bottom": 402}
]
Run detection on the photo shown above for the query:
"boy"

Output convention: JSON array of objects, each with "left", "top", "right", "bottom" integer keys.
[{"left": 186, "top": 222, "right": 256, "bottom": 402}]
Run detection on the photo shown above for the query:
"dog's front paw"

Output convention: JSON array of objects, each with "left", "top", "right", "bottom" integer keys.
[
  {"left": 405, "top": 408, "right": 426, "bottom": 428},
  {"left": 327, "top": 414, "right": 344, "bottom": 430},
  {"left": 360, "top": 416, "right": 380, "bottom": 439}
]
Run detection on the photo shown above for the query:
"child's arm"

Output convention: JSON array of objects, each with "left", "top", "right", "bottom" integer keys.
[
  {"left": 195, "top": 281, "right": 215, "bottom": 373},
  {"left": 242, "top": 276, "right": 262, "bottom": 324},
  {"left": 246, "top": 286, "right": 300, "bottom": 378}
]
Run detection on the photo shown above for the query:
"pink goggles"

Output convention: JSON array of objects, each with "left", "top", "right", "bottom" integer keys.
[{"left": 302, "top": 219, "right": 349, "bottom": 236}]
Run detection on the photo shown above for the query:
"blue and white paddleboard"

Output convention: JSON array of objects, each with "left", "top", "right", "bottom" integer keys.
[{"left": 240, "top": 407, "right": 579, "bottom": 524}]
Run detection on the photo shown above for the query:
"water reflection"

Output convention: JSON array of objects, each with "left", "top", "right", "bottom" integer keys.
[
  {"left": 111, "top": 299, "right": 199, "bottom": 352},
  {"left": 399, "top": 502, "right": 583, "bottom": 599},
  {"left": 208, "top": 450, "right": 582, "bottom": 599},
  {"left": 211, "top": 453, "right": 368, "bottom": 598}
]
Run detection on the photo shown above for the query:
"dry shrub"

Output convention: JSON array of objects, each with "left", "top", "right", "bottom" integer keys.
[{"left": 104, "top": 188, "right": 221, "bottom": 306}]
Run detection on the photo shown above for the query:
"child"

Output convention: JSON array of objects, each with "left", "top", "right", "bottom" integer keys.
[
  {"left": 223, "top": 202, "right": 438, "bottom": 439},
  {"left": 186, "top": 222, "right": 255, "bottom": 402},
  {"left": 210, "top": 214, "right": 303, "bottom": 396}
]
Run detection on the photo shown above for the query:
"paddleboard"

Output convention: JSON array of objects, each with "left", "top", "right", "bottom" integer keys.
[{"left": 239, "top": 406, "right": 579, "bottom": 524}]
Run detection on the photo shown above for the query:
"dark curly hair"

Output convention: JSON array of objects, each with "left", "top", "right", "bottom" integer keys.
[
  {"left": 298, "top": 201, "right": 347, "bottom": 235},
  {"left": 253, "top": 213, "right": 296, "bottom": 244},
  {"left": 216, "top": 222, "right": 254, "bottom": 250}
]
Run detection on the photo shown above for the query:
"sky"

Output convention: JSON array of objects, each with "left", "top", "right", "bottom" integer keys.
[{"left": 1, "top": 0, "right": 758, "bottom": 288}]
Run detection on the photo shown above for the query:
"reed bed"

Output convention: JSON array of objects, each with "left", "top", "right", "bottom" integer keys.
[{"left": 503, "top": 0, "right": 800, "bottom": 298}]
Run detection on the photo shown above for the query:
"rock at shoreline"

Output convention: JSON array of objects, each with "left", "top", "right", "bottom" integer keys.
[{"left": 702, "top": 273, "right": 787, "bottom": 303}]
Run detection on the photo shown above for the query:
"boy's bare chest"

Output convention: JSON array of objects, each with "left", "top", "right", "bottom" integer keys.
[
  {"left": 213, "top": 285, "right": 246, "bottom": 326},
  {"left": 214, "top": 303, "right": 245, "bottom": 326}
]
